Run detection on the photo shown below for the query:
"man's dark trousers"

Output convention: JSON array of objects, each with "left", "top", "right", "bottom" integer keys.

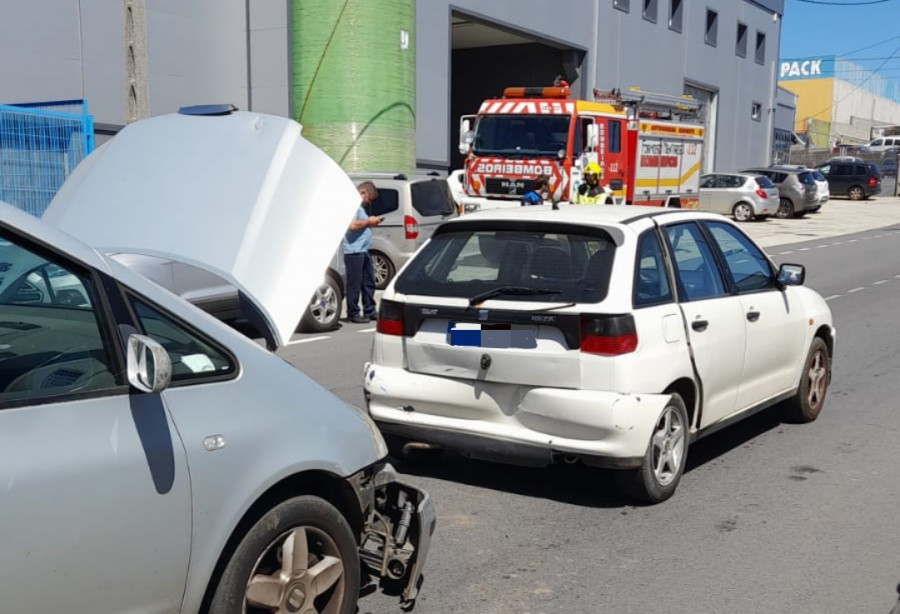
[{"left": 344, "top": 251, "right": 377, "bottom": 318}]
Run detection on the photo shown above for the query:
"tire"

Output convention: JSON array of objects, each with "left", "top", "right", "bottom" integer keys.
[
  {"left": 776, "top": 197, "right": 794, "bottom": 219},
  {"left": 784, "top": 337, "right": 830, "bottom": 423},
  {"left": 371, "top": 251, "right": 395, "bottom": 290},
  {"left": 732, "top": 202, "right": 754, "bottom": 222},
  {"left": 209, "top": 496, "right": 360, "bottom": 614},
  {"left": 299, "top": 276, "right": 342, "bottom": 333},
  {"left": 615, "top": 393, "right": 689, "bottom": 504},
  {"left": 848, "top": 185, "right": 865, "bottom": 201}
]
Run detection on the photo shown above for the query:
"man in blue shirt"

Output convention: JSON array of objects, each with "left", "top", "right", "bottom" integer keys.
[{"left": 344, "top": 181, "right": 382, "bottom": 323}]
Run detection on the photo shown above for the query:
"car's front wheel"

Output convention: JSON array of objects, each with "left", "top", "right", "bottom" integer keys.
[
  {"left": 209, "top": 496, "right": 360, "bottom": 614},
  {"left": 615, "top": 393, "right": 689, "bottom": 504},
  {"left": 784, "top": 337, "right": 829, "bottom": 423},
  {"left": 848, "top": 185, "right": 865, "bottom": 200},
  {"left": 299, "top": 276, "right": 342, "bottom": 333}
]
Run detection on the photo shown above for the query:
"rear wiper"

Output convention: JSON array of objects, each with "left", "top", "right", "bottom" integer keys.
[{"left": 468, "top": 286, "right": 561, "bottom": 306}]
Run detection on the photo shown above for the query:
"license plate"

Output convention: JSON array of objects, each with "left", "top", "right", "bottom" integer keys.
[{"left": 447, "top": 322, "right": 537, "bottom": 348}]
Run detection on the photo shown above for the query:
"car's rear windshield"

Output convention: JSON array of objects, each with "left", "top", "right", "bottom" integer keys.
[
  {"left": 394, "top": 223, "right": 617, "bottom": 303},
  {"left": 867, "top": 164, "right": 881, "bottom": 177},
  {"left": 411, "top": 180, "right": 456, "bottom": 217},
  {"left": 812, "top": 171, "right": 825, "bottom": 182},
  {"left": 754, "top": 175, "right": 775, "bottom": 188},
  {"left": 798, "top": 171, "right": 816, "bottom": 185}
]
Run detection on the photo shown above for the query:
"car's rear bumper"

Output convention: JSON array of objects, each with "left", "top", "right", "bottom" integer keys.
[{"left": 363, "top": 363, "right": 671, "bottom": 466}]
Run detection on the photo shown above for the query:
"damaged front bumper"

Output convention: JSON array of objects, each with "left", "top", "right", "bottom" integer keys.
[{"left": 348, "top": 461, "right": 435, "bottom": 609}]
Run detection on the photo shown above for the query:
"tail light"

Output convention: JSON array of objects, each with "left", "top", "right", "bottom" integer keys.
[
  {"left": 377, "top": 299, "right": 406, "bottom": 336},
  {"left": 869, "top": 176, "right": 877, "bottom": 188},
  {"left": 755, "top": 188, "right": 768, "bottom": 199},
  {"left": 580, "top": 314, "right": 638, "bottom": 355},
  {"left": 404, "top": 215, "right": 419, "bottom": 240}
]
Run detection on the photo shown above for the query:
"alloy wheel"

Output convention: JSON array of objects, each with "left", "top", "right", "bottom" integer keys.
[
  {"left": 308, "top": 284, "right": 338, "bottom": 327},
  {"left": 244, "top": 526, "right": 345, "bottom": 614},
  {"left": 806, "top": 348, "right": 828, "bottom": 411},
  {"left": 372, "top": 253, "right": 390, "bottom": 288},
  {"left": 733, "top": 202, "right": 753, "bottom": 222},
  {"left": 776, "top": 198, "right": 793, "bottom": 219},
  {"left": 650, "top": 406, "right": 686, "bottom": 487}
]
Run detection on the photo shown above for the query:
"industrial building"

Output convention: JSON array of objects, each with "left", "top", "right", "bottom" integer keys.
[{"left": 1, "top": 0, "right": 788, "bottom": 174}]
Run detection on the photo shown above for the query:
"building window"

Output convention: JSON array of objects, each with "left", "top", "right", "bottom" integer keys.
[
  {"left": 669, "top": 0, "right": 683, "bottom": 32},
  {"left": 755, "top": 31, "right": 766, "bottom": 65},
  {"left": 643, "top": 0, "right": 657, "bottom": 23},
  {"left": 705, "top": 9, "right": 718, "bottom": 47},
  {"left": 614, "top": 0, "right": 630, "bottom": 12},
  {"left": 751, "top": 102, "right": 762, "bottom": 122},
  {"left": 735, "top": 22, "right": 747, "bottom": 58}
]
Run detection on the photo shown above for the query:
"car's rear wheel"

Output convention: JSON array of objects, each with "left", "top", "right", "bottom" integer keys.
[
  {"left": 732, "top": 202, "right": 754, "bottom": 222},
  {"left": 848, "top": 185, "right": 865, "bottom": 200},
  {"left": 371, "top": 251, "right": 395, "bottom": 290},
  {"left": 615, "top": 393, "right": 689, "bottom": 504},
  {"left": 209, "top": 496, "right": 359, "bottom": 614},
  {"left": 299, "top": 277, "right": 342, "bottom": 333},
  {"left": 784, "top": 337, "right": 829, "bottom": 423},
  {"left": 776, "top": 198, "right": 794, "bottom": 219}
]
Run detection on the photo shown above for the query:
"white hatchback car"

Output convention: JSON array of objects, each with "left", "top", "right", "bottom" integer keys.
[{"left": 364, "top": 206, "right": 835, "bottom": 503}]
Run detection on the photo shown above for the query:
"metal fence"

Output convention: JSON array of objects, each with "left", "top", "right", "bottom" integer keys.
[{"left": 0, "top": 100, "right": 94, "bottom": 216}]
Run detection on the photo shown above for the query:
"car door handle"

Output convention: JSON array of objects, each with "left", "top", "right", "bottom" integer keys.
[
  {"left": 691, "top": 319, "right": 709, "bottom": 332},
  {"left": 746, "top": 310, "right": 760, "bottom": 322}
]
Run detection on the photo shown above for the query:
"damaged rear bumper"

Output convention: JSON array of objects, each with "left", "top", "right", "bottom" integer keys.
[{"left": 348, "top": 462, "right": 435, "bottom": 608}]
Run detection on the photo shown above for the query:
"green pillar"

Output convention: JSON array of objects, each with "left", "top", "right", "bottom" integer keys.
[{"left": 292, "top": 0, "right": 416, "bottom": 172}]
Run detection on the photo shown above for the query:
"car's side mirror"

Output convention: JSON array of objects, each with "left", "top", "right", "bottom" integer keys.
[
  {"left": 127, "top": 334, "right": 172, "bottom": 393},
  {"left": 777, "top": 263, "right": 805, "bottom": 287}
]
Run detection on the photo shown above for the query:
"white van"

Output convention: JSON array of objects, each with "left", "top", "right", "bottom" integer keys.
[{"left": 867, "top": 136, "right": 900, "bottom": 152}]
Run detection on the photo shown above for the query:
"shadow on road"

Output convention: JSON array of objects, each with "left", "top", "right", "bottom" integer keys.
[{"left": 393, "top": 404, "right": 786, "bottom": 508}]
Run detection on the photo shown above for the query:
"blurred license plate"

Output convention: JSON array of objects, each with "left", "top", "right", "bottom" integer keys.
[{"left": 447, "top": 322, "right": 536, "bottom": 348}]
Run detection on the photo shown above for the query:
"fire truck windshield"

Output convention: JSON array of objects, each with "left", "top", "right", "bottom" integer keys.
[{"left": 473, "top": 114, "right": 571, "bottom": 158}]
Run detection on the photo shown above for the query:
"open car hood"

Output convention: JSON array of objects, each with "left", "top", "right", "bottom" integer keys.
[{"left": 42, "top": 111, "right": 360, "bottom": 348}]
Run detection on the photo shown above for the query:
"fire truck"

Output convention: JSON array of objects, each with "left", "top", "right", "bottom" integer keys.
[{"left": 457, "top": 84, "right": 705, "bottom": 212}]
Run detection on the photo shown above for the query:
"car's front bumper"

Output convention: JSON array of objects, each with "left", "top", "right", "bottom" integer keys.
[
  {"left": 363, "top": 363, "right": 671, "bottom": 468},
  {"left": 350, "top": 462, "right": 435, "bottom": 608}
]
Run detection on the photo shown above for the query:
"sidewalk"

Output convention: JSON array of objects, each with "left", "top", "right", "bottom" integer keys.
[{"left": 744, "top": 195, "right": 900, "bottom": 248}]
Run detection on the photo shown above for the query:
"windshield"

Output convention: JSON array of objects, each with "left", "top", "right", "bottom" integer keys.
[
  {"left": 754, "top": 175, "right": 775, "bottom": 188},
  {"left": 395, "top": 224, "right": 616, "bottom": 303},
  {"left": 474, "top": 114, "right": 572, "bottom": 157},
  {"left": 798, "top": 172, "right": 816, "bottom": 185},
  {"left": 812, "top": 171, "right": 825, "bottom": 182}
]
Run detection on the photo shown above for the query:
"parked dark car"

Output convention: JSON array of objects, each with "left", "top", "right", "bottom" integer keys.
[{"left": 815, "top": 160, "right": 882, "bottom": 200}]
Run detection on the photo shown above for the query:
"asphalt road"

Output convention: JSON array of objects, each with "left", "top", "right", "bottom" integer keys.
[{"left": 276, "top": 209, "right": 900, "bottom": 614}]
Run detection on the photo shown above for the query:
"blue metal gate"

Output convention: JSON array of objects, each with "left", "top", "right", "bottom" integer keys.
[{"left": 0, "top": 99, "right": 94, "bottom": 217}]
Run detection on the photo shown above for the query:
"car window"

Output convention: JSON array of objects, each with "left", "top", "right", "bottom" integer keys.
[
  {"left": 812, "top": 171, "right": 825, "bottom": 182},
  {"left": 368, "top": 189, "right": 399, "bottom": 217},
  {"left": 410, "top": 180, "right": 456, "bottom": 218},
  {"left": 725, "top": 175, "right": 746, "bottom": 188},
  {"left": 699, "top": 175, "right": 718, "bottom": 189},
  {"left": 705, "top": 222, "right": 775, "bottom": 293},
  {"left": 871, "top": 139, "right": 883, "bottom": 147},
  {"left": 798, "top": 172, "right": 816, "bottom": 185},
  {"left": 395, "top": 225, "right": 616, "bottom": 303},
  {"left": 855, "top": 164, "right": 867, "bottom": 175},
  {"left": 663, "top": 223, "right": 727, "bottom": 302},
  {"left": 0, "top": 236, "right": 119, "bottom": 404},
  {"left": 867, "top": 164, "right": 880, "bottom": 177},
  {"left": 818, "top": 164, "right": 830, "bottom": 175},
  {"left": 833, "top": 164, "right": 849, "bottom": 176},
  {"left": 633, "top": 230, "right": 673, "bottom": 308},
  {"left": 754, "top": 175, "right": 775, "bottom": 188},
  {"left": 772, "top": 172, "right": 787, "bottom": 183},
  {"left": 129, "top": 297, "right": 236, "bottom": 382}
]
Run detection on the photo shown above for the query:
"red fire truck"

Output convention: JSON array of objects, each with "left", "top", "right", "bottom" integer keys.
[{"left": 457, "top": 84, "right": 705, "bottom": 212}]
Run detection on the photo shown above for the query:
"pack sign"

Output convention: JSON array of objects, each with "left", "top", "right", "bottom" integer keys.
[{"left": 778, "top": 56, "right": 835, "bottom": 81}]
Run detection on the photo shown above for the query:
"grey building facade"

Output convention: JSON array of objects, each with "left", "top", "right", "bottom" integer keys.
[{"left": 0, "top": 0, "right": 787, "bottom": 170}]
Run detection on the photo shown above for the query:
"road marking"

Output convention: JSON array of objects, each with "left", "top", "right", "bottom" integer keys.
[
  {"left": 816, "top": 244, "right": 828, "bottom": 249},
  {"left": 286, "top": 336, "right": 330, "bottom": 346},
  {"left": 847, "top": 287, "right": 865, "bottom": 293},
  {"left": 778, "top": 251, "right": 794, "bottom": 255},
  {"left": 358, "top": 327, "right": 376, "bottom": 333},
  {"left": 847, "top": 239, "right": 858, "bottom": 243},
  {"left": 874, "top": 280, "right": 889, "bottom": 285},
  {"left": 895, "top": 274, "right": 900, "bottom": 279},
  {"left": 798, "top": 247, "right": 810, "bottom": 251},
  {"left": 825, "top": 295, "right": 841, "bottom": 301},
  {"left": 831, "top": 242, "right": 843, "bottom": 246}
]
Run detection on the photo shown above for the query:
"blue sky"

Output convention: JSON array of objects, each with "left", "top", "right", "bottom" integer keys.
[{"left": 780, "top": 0, "right": 900, "bottom": 81}]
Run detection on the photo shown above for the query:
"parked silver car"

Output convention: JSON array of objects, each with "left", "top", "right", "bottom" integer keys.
[
  {"left": 351, "top": 172, "right": 458, "bottom": 289},
  {"left": 698, "top": 172, "right": 779, "bottom": 221},
  {"left": 740, "top": 166, "right": 820, "bottom": 218},
  {"left": 3, "top": 109, "right": 434, "bottom": 613}
]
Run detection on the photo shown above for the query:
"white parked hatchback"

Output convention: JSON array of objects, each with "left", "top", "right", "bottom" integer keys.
[{"left": 364, "top": 206, "right": 835, "bottom": 503}]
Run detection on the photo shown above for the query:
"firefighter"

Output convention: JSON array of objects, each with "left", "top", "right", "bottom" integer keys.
[{"left": 573, "top": 162, "right": 610, "bottom": 204}]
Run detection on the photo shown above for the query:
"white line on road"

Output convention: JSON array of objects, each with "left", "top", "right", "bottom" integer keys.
[
  {"left": 286, "top": 336, "right": 330, "bottom": 346},
  {"left": 831, "top": 242, "right": 843, "bottom": 246},
  {"left": 874, "top": 280, "right": 889, "bottom": 285},
  {"left": 358, "top": 327, "right": 376, "bottom": 333},
  {"left": 798, "top": 247, "right": 810, "bottom": 251},
  {"left": 816, "top": 245, "right": 828, "bottom": 249},
  {"left": 847, "top": 287, "right": 865, "bottom": 293},
  {"left": 778, "top": 251, "right": 794, "bottom": 255},
  {"left": 825, "top": 295, "right": 841, "bottom": 301},
  {"left": 847, "top": 239, "right": 858, "bottom": 242}
]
